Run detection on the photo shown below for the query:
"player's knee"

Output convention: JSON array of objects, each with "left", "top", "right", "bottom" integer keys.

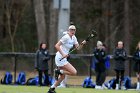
[{"left": 72, "top": 70, "right": 77, "bottom": 75}]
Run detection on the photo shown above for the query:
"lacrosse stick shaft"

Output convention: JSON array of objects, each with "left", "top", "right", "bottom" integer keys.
[{"left": 59, "top": 43, "right": 84, "bottom": 61}]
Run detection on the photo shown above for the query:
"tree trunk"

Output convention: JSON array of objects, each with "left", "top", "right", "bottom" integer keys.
[
  {"left": 48, "top": 0, "right": 58, "bottom": 53},
  {"left": 103, "top": 0, "right": 112, "bottom": 53},
  {"left": 33, "top": 0, "right": 47, "bottom": 45},
  {"left": 124, "top": 0, "right": 130, "bottom": 75},
  {"left": 46, "top": 0, "right": 59, "bottom": 75}
]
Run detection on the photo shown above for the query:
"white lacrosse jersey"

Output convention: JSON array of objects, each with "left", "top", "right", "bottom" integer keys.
[
  {"left": 56, "top": 34, "right": 78, "bottom": 55},
  {"left": 55, "top": 34, "right": 78, "bottom": 66}
]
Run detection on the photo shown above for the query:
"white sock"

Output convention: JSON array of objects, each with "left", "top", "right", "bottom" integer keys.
[
  {"left": 116, "top": 84, "right": 119, "bottom": 90},
  {"left": 136, "top": 82, "right": 140, "bottom": 89},
  {"left": 51, "top": 84, "right": 56, "bottom": 88}
]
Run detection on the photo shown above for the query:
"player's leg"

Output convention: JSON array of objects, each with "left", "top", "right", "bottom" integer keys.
[
  {"left": 60, "top": 62, "right": 77, "bottom": 75},
  {"left": 115, "top": 70, "right": 120, "bottom": 90},
  {"left": 57, "top": 75, "right": 67, "bottom": 88},
  {"left": 38, "top": 70, "right": 43, "bottom": 86},
  {"left": 48, "top": 74, "right": 65, "bottom": 93},
  {"left": 120, "top": 70, "right": 126, "bottom": 90}
]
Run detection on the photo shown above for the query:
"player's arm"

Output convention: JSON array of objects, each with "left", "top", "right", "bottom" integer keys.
[
  {"left": 55, "top": 41, "right": 69, "bottom": 58},
  {"left": 55, "top": 41, "right": 64, "bottom": 56},
  {"left": 76, "top": 40, "right": 86, "bottom": 50}
]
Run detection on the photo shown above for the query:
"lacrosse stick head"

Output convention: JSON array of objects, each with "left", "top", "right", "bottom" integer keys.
[
  {"left": 85, "top": 30, "right": 97, "bottom": 41},
  {"left": 91, "top": 30, "right": 97, "bottom": 37}
]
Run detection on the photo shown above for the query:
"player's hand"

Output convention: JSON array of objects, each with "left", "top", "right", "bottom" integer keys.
[
  {"left": 62, "top": 54, "right": 69, "bottom": 59},
  {"left": 82, "top": 40, "right": 86, "bottom": 45}
]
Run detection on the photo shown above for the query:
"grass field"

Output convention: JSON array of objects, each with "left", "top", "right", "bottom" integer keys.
[{"left": 0, "top": 85, "right": 139, "bottom": 93}]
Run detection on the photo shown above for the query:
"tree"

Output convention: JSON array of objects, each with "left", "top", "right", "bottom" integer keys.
[
  {"left": 33, "top": 0, "right": 47, "bottom": 45},
  {"left": 48, "top": 0, "right": 58, "bottom": 53},
  {"left": 3, "top": 0, "right": 30, "bottom": 52},
  {"left": 124, "top": 0, "right": 130, "bottom": 74}
]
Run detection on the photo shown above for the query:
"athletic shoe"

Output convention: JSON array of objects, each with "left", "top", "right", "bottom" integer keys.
[
  {"left": 57, "top": 84, "right": 66, "bottom": 88},
  {"left": 95, "top": 85, "right": 103, "bottom": 89},
  {"left": 47, "top": 88, "right": 56, "bottom": 93},
  {"left": 121, "top": 86, "right": 126, "bottom": 90},
  {"left": 102, "top": 84, "right": 108, "bottom": 89},
  {"left": 120, "top": 81, "right": 126, "bottom": 90}
]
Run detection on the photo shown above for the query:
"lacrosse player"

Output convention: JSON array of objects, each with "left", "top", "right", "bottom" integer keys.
[
  {"left": 133, "top": 41, "right": 140, "bottom": 90},
  {"left": 113, "top": 41, "right": 127, "bottom": 90},
  {"left": 47, "top": 25, "right": 86, "bottom": 93},
  {"left": 93, "top": 41, "right": 107, "bottom": 89}
]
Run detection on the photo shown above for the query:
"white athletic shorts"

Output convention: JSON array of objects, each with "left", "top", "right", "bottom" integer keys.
[{"left": 55, "top": 52, "right": 69, "bottom": 67}]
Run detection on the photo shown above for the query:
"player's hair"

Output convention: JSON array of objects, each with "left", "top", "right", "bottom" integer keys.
[
  {"left": 39, "top": 42, "right": 46, "bottom": 50},
  {"left": 136, "top": 41, "right": 140, "bottom": 50},
  {"left": 116, "top": 41, "right": 124, "bottom": 48}
]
